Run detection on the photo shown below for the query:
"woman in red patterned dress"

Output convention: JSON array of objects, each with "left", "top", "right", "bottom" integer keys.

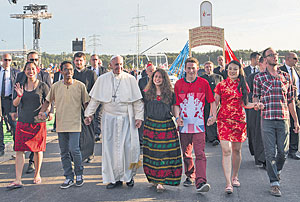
[
  {"left": 7, "top": 62, "right": 50, "bottom": 189},
  {"left": 213, "top": 60, "right": 260, "bottom": 194}
]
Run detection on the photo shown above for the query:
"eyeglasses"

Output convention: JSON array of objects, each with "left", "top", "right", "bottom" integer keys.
[
  {"left": 29, "top": 58, "right": 39, "bottom": 62},
  {"left": 92, "top": 59, "right": 98, "bottom": 61},
  {"left": 265, "top": 53, "right": 278, "bottom": 58},
  {"left": 4, "top": 59, "right": 12, "bottom": 61},
  {"left": 293, "top": 57, "right": 298, "bottom": 61}
]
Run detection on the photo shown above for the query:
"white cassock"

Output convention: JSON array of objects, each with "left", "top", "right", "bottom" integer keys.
[{"left": 85, "top": 71, "right": 144, "bottom": 184}]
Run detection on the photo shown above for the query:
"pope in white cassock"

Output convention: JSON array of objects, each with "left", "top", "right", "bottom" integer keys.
[{"left": 84, "top": 55, "right": 144, "bottom": 189}]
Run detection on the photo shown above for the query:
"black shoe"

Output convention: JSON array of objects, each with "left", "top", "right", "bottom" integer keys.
[
  {"left": 60, "top": 179, "right": 74, "bottom": 189},
  {"left": 0, "top": 150, "right": 4, "bottom": 157},
  {"left": 183, "top": 177, "right": 193, "bottom": 187},
  {"left": 95, "top": 136, "right": 100, "bottom": 142},
  {"left": 51, "top": 128, "right": 56, "bottom": 132},
  {"left": 85, "top": 155, "right": 94, "bottom": 163},
  {"left": 106, "top": 181, "right": 123, "bottom": 189},
  {"left": 126, "top": 179, "right": 134, "bottom": 187},
  {"left": 288, "top": 153, "right": 300, "bottom": 160},
  {"left": 212, "top": 140, "right": 220, "bottom": 146},
  {"left": 196, "top": 182, "right": 211, "bottom": 193},
  {"left": 76, "top": 175, "right": 84, "bottom": 187},
  {"left": 26, "top": 162, "right": 35, "bottom": 174}
]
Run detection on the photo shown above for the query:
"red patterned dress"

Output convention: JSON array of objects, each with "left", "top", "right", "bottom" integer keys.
[{"left": 214, "top": 78, "right": 248, "bottom": 142}]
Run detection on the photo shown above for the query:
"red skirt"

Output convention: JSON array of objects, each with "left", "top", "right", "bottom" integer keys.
[{"left": 14, "top": 122, "right": 47, "bottom": 152}]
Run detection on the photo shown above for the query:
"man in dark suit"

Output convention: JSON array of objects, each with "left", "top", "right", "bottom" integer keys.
[
  {"left": 280, "top": 52, "right": 300, "bottom": 160},
  {"left": 244, "top": 52, "right": 260, "bottom": 78},
  {"left": 244, "top": 52, "right": 260, "bottom": 156},
  {"left": 87, "top": 54, "right": 107, "bottom": 142},
  {"left": 137, "top": 63, "right": 155, "bottom": 146},
  {"left": 213, "top": 55, "right": 227, "bottom": 79},
  {"left": 73, "top": 52, "right": 97, "bottom": 162},
  {"left": 0, "top": 53, "right": 20, "bottom": 157},
  {"left": 201, "top": 61, "right": 223, "bottom": 146},
  {"left": 247, "top": 56, "right": 267, "bottom": 167},
  {"left": 11, "top": 51, "right": 53, "bottom": 173}
]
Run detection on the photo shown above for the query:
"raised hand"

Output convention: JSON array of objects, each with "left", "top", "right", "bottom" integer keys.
[{"left": 14, "top": 83, "right": 23, "bottom": 97}]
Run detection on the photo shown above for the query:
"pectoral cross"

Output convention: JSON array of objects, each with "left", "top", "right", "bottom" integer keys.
[{"left": 112, "top": 95, "right": 117, "bottom": 102}]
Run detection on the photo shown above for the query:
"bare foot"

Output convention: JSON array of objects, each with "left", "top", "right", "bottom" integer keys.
[{"left": 33, "top": 177, "right": 42, "bottom": 184}]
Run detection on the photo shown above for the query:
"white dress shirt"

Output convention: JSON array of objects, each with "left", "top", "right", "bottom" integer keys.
[{"left": 0, "top": 67, "right": 12, "bottom": 96}]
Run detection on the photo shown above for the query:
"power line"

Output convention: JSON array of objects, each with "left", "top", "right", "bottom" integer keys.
[
  {"left": 88, "top": 34, "right": 101, "bottom": 54},
  {"left": 130, "top": 4, "right": 147, "bottom": 68}
]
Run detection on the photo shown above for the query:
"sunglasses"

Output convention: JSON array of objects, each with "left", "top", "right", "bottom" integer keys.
[
  {"left": 4, "top": 59, "right": 12, "bottom": 61},
  {"left": 29, "top": 58, "right": 39, "bottom": 62},
  {"left": 265, "top": 53, "right": 278, "bottom": 58},
  {"left": 293, "top": 57, "right": 298, "bottom": 61}
]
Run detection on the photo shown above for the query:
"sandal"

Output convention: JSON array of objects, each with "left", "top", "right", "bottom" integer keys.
[
  {"left": 156, "top": 184, "right": 165, "bottom": 193},
  {"left": 225, "top": 184, "right": 233, "bottom": 194},
  {"left": 232, "top": 177, "right": 240, "bottom": 187},
  {"left": 6, "top": 182, "right": 23, "bottom": 190}
]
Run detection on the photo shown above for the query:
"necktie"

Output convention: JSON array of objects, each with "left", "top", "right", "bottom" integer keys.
[
  {"left": 291, "top": 67, "right": 297, "bottom": 97},
  {"left": 1, "top": 70, "right": 6, "bottom": 97}
]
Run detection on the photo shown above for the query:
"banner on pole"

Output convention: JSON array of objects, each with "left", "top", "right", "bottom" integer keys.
[{"left": 189, "top": 26, "right": 224, "bottom": 49}]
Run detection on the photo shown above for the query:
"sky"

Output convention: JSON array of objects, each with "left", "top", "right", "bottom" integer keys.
[{"left": 0, "top": 0, "right": 300, "bottom": 55}]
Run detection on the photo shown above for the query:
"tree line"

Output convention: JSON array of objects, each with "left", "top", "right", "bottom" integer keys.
[{"left": 11, "top": 49, "right": 299, "bottom": 70}]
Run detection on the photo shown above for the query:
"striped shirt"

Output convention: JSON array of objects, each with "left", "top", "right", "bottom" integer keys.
[{"left": 253, "top": 68, "right": 293, "bottom": 120}]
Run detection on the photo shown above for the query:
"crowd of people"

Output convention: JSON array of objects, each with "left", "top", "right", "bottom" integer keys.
[{"left": 0, "top": 47, "right": 299, "bottom": 198}]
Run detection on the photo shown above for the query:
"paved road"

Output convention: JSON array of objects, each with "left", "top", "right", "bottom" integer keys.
[{"left": 0, "top": 133, "right": 299, "bottom": 202}]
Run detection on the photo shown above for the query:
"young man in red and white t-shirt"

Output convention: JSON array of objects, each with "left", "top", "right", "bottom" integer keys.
[{"left": 174, "top": 57, "right": 217, "bottom": 193}]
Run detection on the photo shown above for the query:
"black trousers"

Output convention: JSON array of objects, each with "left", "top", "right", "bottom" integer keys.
[
  {"left": 246, "top": 109, "right": 256, "bottom": 156},
  {"left": 0, "top": 97, "right": 16, "bottom": 151},
  {"left": 204, "top": 104, "right": 218, "bottom": 142},
  {"left": 289, "top": 105, "right": 300, "bottom": 154}
]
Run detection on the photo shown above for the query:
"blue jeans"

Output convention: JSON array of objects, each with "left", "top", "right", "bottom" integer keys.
[
  {"left": 58, "top": 132, "right": 83, "bottom": 180},
  {"left": 261, "top": 119, "right": 289, "bottom": 186}
]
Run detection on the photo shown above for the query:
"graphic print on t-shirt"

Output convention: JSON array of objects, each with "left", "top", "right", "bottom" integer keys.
[{"left": 179, "top": 92, "right": 205, "bottom": 133}]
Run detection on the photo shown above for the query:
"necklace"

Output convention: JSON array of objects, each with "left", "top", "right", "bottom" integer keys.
[{"left": 112, "top": 74, "right": 122, "bottom": 102}]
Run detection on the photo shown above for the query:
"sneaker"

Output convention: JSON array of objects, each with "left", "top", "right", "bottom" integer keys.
[
  {"left": 183, "top": 177, "right": 193, "bottom": 187},
  {"left": 26, "top": 162, "right": 35, "bottom": 174},
  {"left": 60, "top": 179, "right": 74, "bottom": 189},
  {"left": 196, "top": 182, "right": 210, "bottom": 193},
  {"left": 76, "top": 175, "right": 84, "bottom": 187},
  {"left": 212, "top": 140, "right": 220, "bottom": 146},
  {"left": 270, "top": 185, "right": 281, "bottom": 197}
]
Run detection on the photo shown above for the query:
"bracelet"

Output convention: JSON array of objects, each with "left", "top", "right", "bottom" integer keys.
[
  {"left": 175, "top": 117, "right": 179, "bottom": 121},
  {"left": 17, "top": 94, "right": 23, "bottom": 97},
  {"left": 209, "top": 115, "right": 213, "bottom": 118},
  {"left": 44, "top": 112, "right": 48, "bottom": 117}
]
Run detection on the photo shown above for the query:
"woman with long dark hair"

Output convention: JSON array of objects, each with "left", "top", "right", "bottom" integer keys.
[
  {"left": 7, "top": 61, "right": 50, "bottom": 189},
  {"left": 142, "top": 68, "right": 182, "bottom": 192},
  {"left": 213, "top": 60, "right": 260, "bottom": 194}
]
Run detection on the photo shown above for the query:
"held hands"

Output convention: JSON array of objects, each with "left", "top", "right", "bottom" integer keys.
[
  {"left": 135, "top": 119, "right": 142, "bottom": 128},
  {"left": 176, "top": 117, "right": 184, "bottom": 127},
  {"left": 38, "top": 112, "right": 47, "bottom": 121},
  {"left": 14, "top": 83, "right": 23, "bottom": 97},
  {"left": 84, "top": 116, "right": 93, "bottom": 125},
  {"left": 254, "top": 102, "right": 264, "bottom": 110},
  {"left": 207, "top": 116, "right": 217, "bottom": 126}
]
